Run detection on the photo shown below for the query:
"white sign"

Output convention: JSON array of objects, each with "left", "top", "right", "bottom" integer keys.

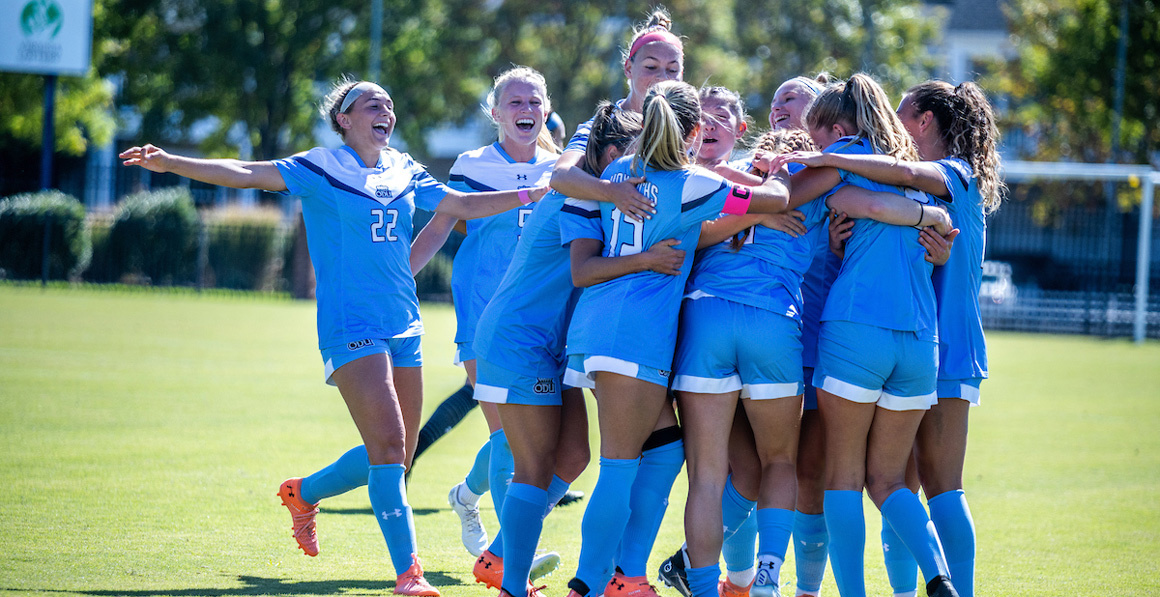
[{"left": 0, "top": 0, "right": 93, "bottom": 76}]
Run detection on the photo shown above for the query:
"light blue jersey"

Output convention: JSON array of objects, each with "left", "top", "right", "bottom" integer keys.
[
  {"left": 685, "top": 191, "right": 828, "bottom": 320},
  {"left": 474, "top": 190, "right": 591, "bottom": 378},
  {"left": 448, "top": 143, "right": 557, "bottom": 346},
  {"left": 931, "top": 157, "right": 988, "bottom": 380},
  {"left": 562, "top": 157, "right": 737, "bottom": 372},
  {"left": 564, "top": 99, "right": 627, "bottom": 155},
  {"left": 820, "top": 137, "right": 938, "bottom": 341},
  {"left": 274, "top": 145, "right": 451, "bottom": 350}
]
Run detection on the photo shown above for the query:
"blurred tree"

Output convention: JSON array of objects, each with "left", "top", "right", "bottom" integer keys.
[
  {"left": 0, "top": 72, "right": 115, "bottom": 157},
  {"left": 988, "top": 0, "right": 1159, "bottom": 165},
  {"left": 98, "top": 0, "right": 354, "bottom": 160},
  {"left": 482, "top": 0, "right": 938, "bottom": 135},
  {"left": 97, "top": 0, "right": 499, "bottom": 159}
]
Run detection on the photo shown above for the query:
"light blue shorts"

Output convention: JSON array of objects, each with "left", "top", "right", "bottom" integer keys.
[
  {"left": 565, "top": 353, "right": 671, "bottom": 389},
  {"left": 937, "top": 377, "right": 983, "bottom": 406},
  {"left": 813, "top": 320, "right": 937, "bottom": 411},
  {"left": 321, "top": 336, "right": 423, "bottom": 386},
  {"left": 475, "top": 357, "right": 565, "bottom": 406},
  {"left": 672, "top": 296, "right": 803, "bottom": 400},
  {"left": 454, "top": 341, "right": 476, "bottom": 366}
]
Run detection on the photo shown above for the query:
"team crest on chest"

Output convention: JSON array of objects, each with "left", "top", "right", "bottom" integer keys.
[{"left": 366, "top": 172, "right": 396, "bottom": 201}]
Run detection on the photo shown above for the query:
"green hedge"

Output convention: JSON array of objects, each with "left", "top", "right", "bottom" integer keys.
[
  {"left": 415, "top": 251, "right": 453, "bottom": 299},
  {"left": 106, "top": 187, "right": 199, "bottom": 285},
  {"left": 205, "top": 207, "right": 288, "bottom": 291},
  {"left": 0, "top": 190, "right": 90, "bottom": 280}
]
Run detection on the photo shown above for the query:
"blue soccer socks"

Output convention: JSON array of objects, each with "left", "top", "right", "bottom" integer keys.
[
  {"left": 574, "top": 457, "right": 640, "bottom": 592},
  {"left": 881, "top": 488, "right": 949, "bottom": 584},
  {"left": 300, "top": 444, "right": 369, "bottom": 504},
  {"left": 793, "top": 511, "right": 829, "bottom": 595},
  {"left": 464, "top": 438, "right": 492, "bottom": 496},
  {"left": 721, "top": 475, "right": 758, "bottom": 576},
  {"left": 882, "top": 512, "right": 919, "bottom": 596},
  {"left": 616, "top": 438, "right": 684, "bottom": 577},
  {"left": 368, "top": 463, "right": 417, "bottom": 575},
  {"left": 499, "top": 482, "right": 549, "bottom": 596},
  {"left": 824, "top": 490, "right": 867, "bottom": 597},
  {"left": 929, "top": 489, "right": 975, "bottom": 597}
]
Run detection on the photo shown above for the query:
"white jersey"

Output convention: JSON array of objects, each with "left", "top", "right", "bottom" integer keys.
[{"left": 448, "top": 143, "right": 557, "bottom": 345}]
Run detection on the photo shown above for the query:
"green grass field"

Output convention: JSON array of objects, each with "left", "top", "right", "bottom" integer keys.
[{"left": 1, "top": 285, "right": 1158, "bottom": 596}]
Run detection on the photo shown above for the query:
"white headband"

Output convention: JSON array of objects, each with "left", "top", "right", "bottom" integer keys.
[{"left": 339, "top": 82, "right": 378, "bottom": 113}]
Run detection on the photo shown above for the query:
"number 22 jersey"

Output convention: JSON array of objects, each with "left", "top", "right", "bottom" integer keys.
[{"left": 274, "top": 145, "right": 453, "bottom": 350}]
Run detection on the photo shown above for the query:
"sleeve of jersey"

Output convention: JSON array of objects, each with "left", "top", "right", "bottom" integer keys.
[
  {"left": 680, "top": 171, "right": 732, "bottom": 228},
  {"left": 446, "top": 157, "right": 474, "bottom": 194},
  {"left": 409, "top": 161, "right": 454, "bottom": 211},
  {"left": 564, "top": 117, "right": 594, "bottom": 155},
  {"left": 559, "top": 198, "right": 604, "bottom": 246},
  {"left": 271, "top": 150, "right": 325, "bottom": 198},
  {"left": 933, "top": 158, "right": 972, "bottom": 204}
]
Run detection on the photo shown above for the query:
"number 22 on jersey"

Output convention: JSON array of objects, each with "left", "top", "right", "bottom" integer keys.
[{"left": 371, "top": 208, "right": 399, "bottom": 242}]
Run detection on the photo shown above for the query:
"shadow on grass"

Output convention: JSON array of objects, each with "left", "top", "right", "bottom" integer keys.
[
  {"left": 4, "top": 571, "right": 467, "bottom": 596},
  {"left": 322, "top": 507, "right": 441, "bottom": 517}
]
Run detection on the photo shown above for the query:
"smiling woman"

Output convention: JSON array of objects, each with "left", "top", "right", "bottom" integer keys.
[{"left": 118, "top": 75, "right": 548, "bottom": 597}]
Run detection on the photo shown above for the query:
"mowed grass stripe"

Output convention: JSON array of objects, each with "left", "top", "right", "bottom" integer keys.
[{"left": 2, "top": 285, "right": 1158, "bottom": 596}]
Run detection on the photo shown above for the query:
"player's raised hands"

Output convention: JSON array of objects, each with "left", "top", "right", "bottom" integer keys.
[
  {"left": 769, "top": 150, "right": 828, "bottom": 172},
  {"left": 119, "top": 144, "right": 173, "bottom": 173},
  {"left": 608, "top": 176, "right": 656, "bottom": 221}
]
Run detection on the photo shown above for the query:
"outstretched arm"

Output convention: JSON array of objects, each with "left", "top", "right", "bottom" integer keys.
[
  {"left": 828, "top": 186, "right": 953, "bottom": 235},
  {"left": 434, "top": 186, "right": 549, "bottom": 221},
  {"left": 551, "top": 151, "right": 656, "bottom": 221},
  {"left": 772, "top": 151, "right": 950, "bottom": 198},
  {"left": 120, "top": 144, "right": 287, "bottom": 192}
]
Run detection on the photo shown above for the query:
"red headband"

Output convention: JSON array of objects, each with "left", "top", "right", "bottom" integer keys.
[{"left": 628, "top": 29, "right": 683, "bottom": 61}]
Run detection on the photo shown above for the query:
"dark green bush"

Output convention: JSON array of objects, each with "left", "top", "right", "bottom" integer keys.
[
  {"left": 205, "top": 207, "right": 287, "bottom": 291},
  {"left": 415, "top": 251, "right": 452, "bottom": 300},
  {"left": 0, "top": 190, "right": 90, "bottom": 280},
  {"left": 107, "top": 187, "right": 199, "bottom": 285}
]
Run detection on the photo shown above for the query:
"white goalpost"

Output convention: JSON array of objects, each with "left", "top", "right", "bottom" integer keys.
[{"left": 1000, "top": 161, "right": 1157, "bottom": 344}]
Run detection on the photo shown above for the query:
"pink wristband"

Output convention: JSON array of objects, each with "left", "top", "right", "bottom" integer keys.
[
  {"left": 517, "top": 188, "right": 532, "bottom": 205},
  {"left": 722, "top": 186, "right": 752, "bottom": 215}
]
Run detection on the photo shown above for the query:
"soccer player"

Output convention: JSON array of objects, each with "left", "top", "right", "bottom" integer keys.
[
  {"left": 670, "top": 85, "right": 823, "bottom": 597},
  {"left": 559, "top": 80, "right": 792, "bottom": 597},
  {"left": 410, "top": 66, "right": 560, "bottom": 568},
  {"left": 473, "top": 102, "right": 680, "bottom": 597},
  {"left": 120, "top": 78, "right": 548, "bottom": 596},
  {"left": 776, "top": 80, "right": 1003, "bottom": 597},
  {"left": 769, "top": 74, "right": 960, "bottom": 597},
  {"left": 551, "top": 13, "right": 698, "bottom": 597}
]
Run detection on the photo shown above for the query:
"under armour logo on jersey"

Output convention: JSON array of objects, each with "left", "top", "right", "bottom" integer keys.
[
  {"left": 516, "top": 174, "right": 528, "bottom": 181},
  {"left": 375, "top": 186, "right": 392, "bottom": 199},
  {"left": 380, "top": 508, "right": 403, "bottom": 520}
]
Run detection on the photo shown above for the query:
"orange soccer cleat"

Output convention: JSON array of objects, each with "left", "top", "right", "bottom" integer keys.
[{"left": 276, "top": 478, "right": 319, "bottom": 556}]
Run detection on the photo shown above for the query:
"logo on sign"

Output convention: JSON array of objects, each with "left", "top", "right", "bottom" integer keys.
[{"left": 21, "top": 0, "right": 63, "bottom": 38}]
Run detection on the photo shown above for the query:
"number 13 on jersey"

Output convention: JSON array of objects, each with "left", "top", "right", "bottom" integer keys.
[{"left": 608, "top": 207, "right": 644, "bottom": 256}]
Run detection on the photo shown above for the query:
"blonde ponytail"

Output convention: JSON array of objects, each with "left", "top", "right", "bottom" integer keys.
[{"left": 632, "top": 80, "right": 700, "bottom": 175}]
